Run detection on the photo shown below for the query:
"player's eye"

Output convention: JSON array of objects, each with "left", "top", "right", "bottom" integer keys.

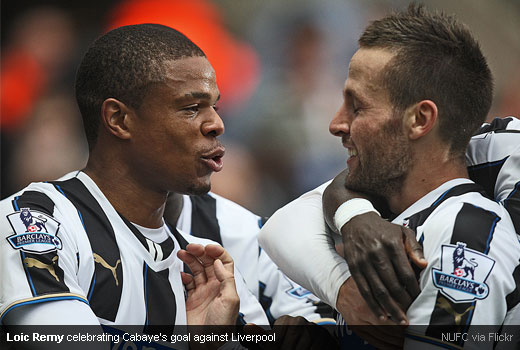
[
  {"left": 352, "top": 100, "right": 362, "bottom": 115},
  {"left": 212, "top": 104, "right": 219, "bottom": 112},
  {"left": 183, "top": 104, "right": 200, "bottom": 114}
]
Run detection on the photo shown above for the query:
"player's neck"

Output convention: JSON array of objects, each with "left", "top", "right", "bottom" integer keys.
[
  {"left": 164, "top": 193, "right": 184, "bottom": 225},
  {"left": 387, "top": 151, "right": 469, "bottom": 215},
  {"left": 84, "top": 152, "right": 167, "bottom": 229}
]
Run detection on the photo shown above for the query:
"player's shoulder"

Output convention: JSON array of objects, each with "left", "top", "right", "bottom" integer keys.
[
  {"left": 473, "top": 116, "right": 520, "bottom": 135},
  {"left": 204, "top": 192, "right": 261, "bottom": 219},
  {"left": 1, "top": 171, "right": 81, "bottom": 213},
  {"left": 175, "top": 227, "right": 221, "bottom": 247},
  {"left": 1, "top": 181, "right": 58, "bottom": 216},
  {"left": 276, "top": 180, "right": 332, "bottom": 213},
  {"left": 468, "top": 116, "right": 520, "bottom": 157},
  {"left": 431, "top": 187, "right": 506, "bottom": 222},
  {"left": 300, "top": 180, "right": 333, "bottom": 199},
  {"left": 428, "top": 188, "right": 515, "bottom": 248},
  {"left": 0, "top": 181, "right": 68, "bottom": 259}
]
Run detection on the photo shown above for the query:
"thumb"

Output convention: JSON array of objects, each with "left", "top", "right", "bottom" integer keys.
[{"left": 402, "top": 227, "right": 427, "bottom": 269}]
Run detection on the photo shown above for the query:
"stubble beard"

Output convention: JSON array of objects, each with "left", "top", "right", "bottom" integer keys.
[
  {"left": 345, "top": 117, "right": 412, "bottom": 199},
  {"left": 185, "top": 176, "right": 212, "bottom": 196}
]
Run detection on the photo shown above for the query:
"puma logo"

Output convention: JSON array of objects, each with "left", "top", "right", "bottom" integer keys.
[
  {"left": 93, "top": 253, "right": 121, "bottom": 286},
  {"left": 436, "top": 297, "right": 475, "bottom": 325},
  {"left": 24, "top": 256, "right": 59, "bottom": 282}
]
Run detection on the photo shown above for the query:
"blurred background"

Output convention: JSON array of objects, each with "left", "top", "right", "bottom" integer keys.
[{"left": 1, "top": 0, "right": 519, "bottom": 217}]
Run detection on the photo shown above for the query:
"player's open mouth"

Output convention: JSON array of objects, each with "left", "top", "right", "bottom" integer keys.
[
  {"left": 201, "top": 147, "right": 225, "bottom": 172},
  {"left": 346, "top": 147, "right": 358, "bottom": 167}
]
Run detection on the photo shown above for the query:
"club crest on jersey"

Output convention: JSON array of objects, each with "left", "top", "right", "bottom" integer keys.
[
  {"left": 432, "top": 242, "right": 495, "bottom": 303},
  {"left": 286, "top": 286, "right": 312, "bottom": 299},
  {"left": 6, "top": 208, "right": 62, "bottom": 253}
]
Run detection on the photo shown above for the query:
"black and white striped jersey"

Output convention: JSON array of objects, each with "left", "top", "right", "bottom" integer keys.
[
  {"left": 0, "top": 171, "right": 267, "bottom": 326},
  {"left": 175, "top": 192, "right": 335, "bottom": 325},
  {"left": 394, "top": 178, "right": 520, "bottom": 348},
  {"left": 466, "top": 116, "right": 520, "bottom": 234},
  {"left": 330, "top": 178, "right": 520, "bottom": 348}
]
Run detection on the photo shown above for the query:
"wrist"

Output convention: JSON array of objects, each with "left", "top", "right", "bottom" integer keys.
[{"left": 333, "top": 198, "right": 380, "bottom": 234}]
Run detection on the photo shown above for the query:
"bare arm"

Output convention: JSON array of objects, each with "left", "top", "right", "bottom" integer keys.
[{"left": 323, "top": 169, "right": 427, "bottom": 324}]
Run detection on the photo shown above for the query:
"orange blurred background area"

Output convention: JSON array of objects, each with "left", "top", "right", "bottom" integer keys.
[{"left": 105, "top": 0, "right": 260, "bottom": 112}]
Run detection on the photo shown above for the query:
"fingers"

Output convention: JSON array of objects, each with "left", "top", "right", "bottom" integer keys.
[
  {"left": 390, "top": 239, "right": 421, "bottom": 301},
  {"left": 362, "top": 262, "right": 408, "bottom": 325},
  {"left": 381, "top": 238, "right": 419, "bottom": 305},
  {"left": 359, "top": 258, "right": 410, "bottom": 321},
  {"left": 205, "top": 244, "right": 234, "bottom": 266},
  {"left": 187, "top": 243, "right": 218, "bottom": 280},
  {"left": 337, "top": 277, "right": 381, "bottom": 325},
  {"left": 403, "top": 227, "right": 428, "bottom": 269},
  {"left": 178, "top": 244, "right": 236, "bottom": 289},
  {"left": 180, "top": 271, "right": 195, "bottom": 290},
  {"left": 180, "top": 244, "right": 232, "bottom": 279},
  {"left": 341, "top": 216, "right": 418, "bottom": 323},
  {"left": 213, "top": 259, "right": 230, "bottom": 281},
  {"left": 177, "top": 247, "right": 208, "bottom": 285},
  {"left": 213, "top": 259, "right": 238, "bottom": 301},
  {"left": 371, "top": 256, "right": 412, "bottom": 320},
  {"left": 348, "top": 264, "right": 386, "bottom": 321}
]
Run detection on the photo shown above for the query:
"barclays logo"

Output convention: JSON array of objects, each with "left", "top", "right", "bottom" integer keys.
[
  {"left": 432, "top": 242, "right": 495, "bottom": 303},
  {"left": 6, "top": 208, "right": 62, "bottom": 254}
]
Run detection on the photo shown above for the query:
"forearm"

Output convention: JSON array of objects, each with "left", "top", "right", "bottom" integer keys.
[
  {"left": 323, "top": 168, "right": 388, "bottom": 234},
  {"left": 258, "top": 182, "right": 350, "bottom": 308},
  {"left": 322, "top": 169, "right": 425, "bottom": 323}
]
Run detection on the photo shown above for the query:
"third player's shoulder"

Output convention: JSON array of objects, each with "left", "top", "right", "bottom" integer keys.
[
  {"left": 474, "top": 116, "right": 520, "bottom": 135},
  {"left": 467, "top": 116, "right": 520, "bottom": 165},
  {"left": 176, "top": 226, "right": 220, "bottom": 247},
  {"left": 187, "top": 192, "right": 263, "bottom": 226},
  {"left": 205, "top": 192, "right": 261, "bottom": 220},
  {"left": 300, "top": 180, "right": 333, "bottom": 199}
]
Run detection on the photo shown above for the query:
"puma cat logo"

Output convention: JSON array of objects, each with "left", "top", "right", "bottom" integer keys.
[
  {"left": 436, "top": 297, "right": 475, "bottom": 325},
  {"left": 93, "top": 253, "right": 121, "bottom": 286},
  {"left": 24, "top": 256, "right": 59, "bottom": 282}
]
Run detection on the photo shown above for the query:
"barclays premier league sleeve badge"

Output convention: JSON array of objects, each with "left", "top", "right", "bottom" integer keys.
[
  {"left": 432, "top": 242, "right": 495, "bottom": 303},
  {"left": 6, "top": 208, "right": 62, "bottom": 254}
]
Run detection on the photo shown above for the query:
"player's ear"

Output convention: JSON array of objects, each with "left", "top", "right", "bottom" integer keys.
[
  {"left": 101, "top": 98, "right": 133, "bottom": 140},
  {"left": 404, "top": 100, "right": 438, "bottom": 140}
]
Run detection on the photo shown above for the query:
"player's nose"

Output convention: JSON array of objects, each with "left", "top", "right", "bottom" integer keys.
[
  {"left": 202, "top": 109, "right": 225, "bottom": 137},
  {"left": 329, "top": 104, "right": 350, "bottom": 137}
]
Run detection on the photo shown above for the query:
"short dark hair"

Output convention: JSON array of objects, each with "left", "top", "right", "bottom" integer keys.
[
  {"left": 75, "top": 23, "right": 206, "bottom": 148},
  {"left": 359, "top": 4, "right": 493, "bottom": 157}
]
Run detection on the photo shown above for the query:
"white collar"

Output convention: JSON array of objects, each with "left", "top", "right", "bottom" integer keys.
[{"left": 393, "top": 178, "right": 474, "bottom": 223}]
